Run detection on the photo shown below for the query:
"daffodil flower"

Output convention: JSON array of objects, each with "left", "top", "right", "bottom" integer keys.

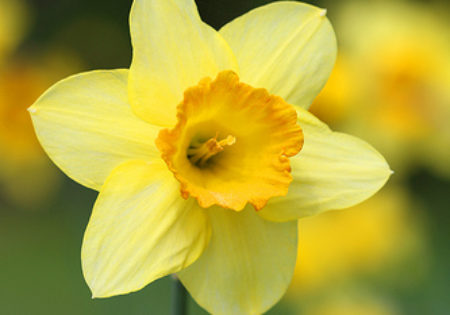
[
  {"left": 29, "top": 0, "right": 391, "bottom": 314},
  {"left": 0, "top": 0, "right": 27, "bottom": 63},
  {"left": 312, "top": 1, "right": 450, "bottom": 177}
]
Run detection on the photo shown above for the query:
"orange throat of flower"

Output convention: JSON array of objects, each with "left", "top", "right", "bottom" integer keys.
[{"left": 156, "top": 71, "right": 304, "bottom": 211}]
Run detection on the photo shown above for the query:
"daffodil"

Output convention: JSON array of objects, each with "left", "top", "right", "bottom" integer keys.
[
  {"left": 0, "top": 0, "right": 79, "bottom": 209},
  {"left": 289, "top": 186, "right": 424, "bottom": 294},
  {"left": 29, "top": 0, "right": 391, "bottom": 314},
  {"left": 312, "top": 1, "right": 450, "bottom": 178},
  {"left": 300, "top": 288, "right": 398, "bottom": 315},
  {"left": 309, "top": 55, "right": 356, "bottom": 126},
  {"left": 0, "top": 61, "right": 62, "bottom": 209},
  {"left": 0, "top": 0, "right": 28, "bottom": 64}
]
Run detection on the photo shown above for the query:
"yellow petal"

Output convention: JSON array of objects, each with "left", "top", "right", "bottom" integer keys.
[
  {"left": 178, "top": 206, "right": 297, "bottom": 315},
  {"left": 259, "top": 107, "right": 392, "bottom": 222},
  {"left": 82, "top": 159, "right": 211, "bottom": 298},
  {"left": 29, "top": 69, "right": 159, "bottom": 191},
  {"left": 128, "top": 0, "right": 238, "bottom": 126},
  {"left": 220, "top": 2, "right": 336, "bottom": 109}
]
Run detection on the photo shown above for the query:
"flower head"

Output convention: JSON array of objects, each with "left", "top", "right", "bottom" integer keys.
[
  {"left": 290, "top": 187, "right": 424, "bottom": 294},
  {"left": 29, "top": 1, "right": 391, "bottom": 314},
  {"left": 0, "top": 0, "right": 28, "bottom": 63},
  {"left": 311, "top": 1, "right": 450, "bottom": 178},
  {"left": 0, "top": 0, "right": 81, "bottom": 210}
]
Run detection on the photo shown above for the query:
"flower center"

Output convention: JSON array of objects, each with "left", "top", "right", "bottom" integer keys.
[
  {"left": 156, "top": 71, "right": 304, "bottom": 211},
  {"left": 187, "top": 134, "right": 236, "bottom": 167}
]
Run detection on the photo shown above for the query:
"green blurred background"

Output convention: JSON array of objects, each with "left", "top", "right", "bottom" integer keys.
[{"left": 1, "top": 0, "right": 449, "bottom": 314}]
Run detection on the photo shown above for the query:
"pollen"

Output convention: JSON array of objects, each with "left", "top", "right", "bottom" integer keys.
[{"left": 156, "top": 71, "right": 304, "bottom": 211}]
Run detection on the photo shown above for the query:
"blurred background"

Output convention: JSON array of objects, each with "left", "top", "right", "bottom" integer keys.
[{"left": 0, "top": 0, "right": 449, "bottom": 314}]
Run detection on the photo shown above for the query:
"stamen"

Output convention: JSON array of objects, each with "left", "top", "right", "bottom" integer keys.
[{"left": 187, "top": 134, "right": 236, "bottom": 167}]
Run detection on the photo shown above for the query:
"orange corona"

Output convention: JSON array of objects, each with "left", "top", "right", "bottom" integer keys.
[{"left": 156, "top": 71, "right": 304, "bottom": 211}]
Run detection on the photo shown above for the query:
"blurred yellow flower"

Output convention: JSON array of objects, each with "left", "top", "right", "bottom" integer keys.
[
  {"left": 0, "top": 61, "right": 55, "bottom": 208},
  {"left": 0, "top": 52, "right": 82, "bottom": 209},
  {"left": 29, "top": 0, "right": 391, "bottom": 314},
  {"left": 0, "top": 0, "right": 28, "bottom": 63},
  {"left": 309, "top": 55, "right": 355, "bottom": 125},
  {"left": 0, "top": 64, "right": 43, "bottom": 160},
  {"left": 0, "top": 0, "right": 82, "bottom": 209},
  {"left": 306, "top": 289, "right": 399, "bottom": 315},
  {"left": 289, "top": 187, "right": 424, "bottom": 293},
  {"left": 311, "top": 1, "right": 450, "bottom": 177}
]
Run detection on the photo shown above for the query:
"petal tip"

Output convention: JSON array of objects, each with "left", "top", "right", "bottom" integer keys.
[
  {"left": 319, "top": 8, "right": 327, "bottom": 17},
  {"left": 89, "top": 287, "right": 113, "bottom": 299},
  {"left": 28, "top": 105, "right": 37, "bottom": 114},
  {"left": 90, "top": 288, "right": 100, "bottom": 299}
]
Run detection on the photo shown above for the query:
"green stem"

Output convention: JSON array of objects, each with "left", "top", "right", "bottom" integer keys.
[{"left": 171, "top": 275, "right": 187, "bottom": 315}]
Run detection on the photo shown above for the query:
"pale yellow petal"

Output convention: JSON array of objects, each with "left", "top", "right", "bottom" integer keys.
[
  {"left": 220, "top": 1, "right": 336, "bottom": 109},
  {"left": 259, "top": 107, "right": 391, "bottom": 222},
  {"left": 29, "top": 69, "right": 159, "bottom": 191},
  {"left": 128, "top": 0, "right": 238, "bottom": 126},
  {"left": 178, "top": 206, "right": 297, "bottom": 315},
  {"left": 82, "top": 159, "right": 211, "bottom": 298}
]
